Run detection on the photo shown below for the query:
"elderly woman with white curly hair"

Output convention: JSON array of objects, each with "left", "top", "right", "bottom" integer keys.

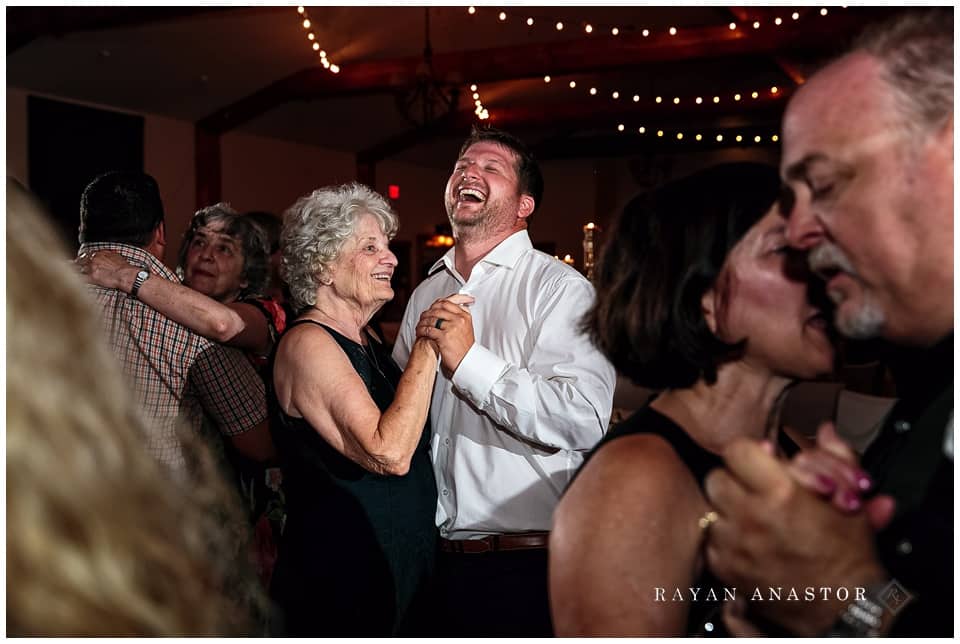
[{"left": 268, "top": 182, "right": 469, "bottom": 636}]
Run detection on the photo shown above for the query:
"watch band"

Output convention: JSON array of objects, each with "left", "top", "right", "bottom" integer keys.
[
  {"left": 130, "top": 269, "right": 150, "bottom": 300},
  {"left": 827, "top": 581, "right": 905, "bottom": 637}
]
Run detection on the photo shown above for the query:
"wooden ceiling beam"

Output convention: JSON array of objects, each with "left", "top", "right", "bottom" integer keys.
[{"left": 200, "top": 12, "right": 865, "bottom": 134}]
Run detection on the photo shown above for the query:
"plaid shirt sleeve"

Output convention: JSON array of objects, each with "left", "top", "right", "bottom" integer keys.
[{"left": 189, "top": 339, "right": 267, "bottom": 436}]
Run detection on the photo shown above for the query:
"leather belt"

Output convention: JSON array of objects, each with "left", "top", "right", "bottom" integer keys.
[{"left": 439, "top": 531, "right": 549, "bottom": 554}]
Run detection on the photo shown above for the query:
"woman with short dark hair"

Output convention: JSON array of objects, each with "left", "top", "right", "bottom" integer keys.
[{"left": 549, "top": 163, "right": 837, "bottom": 636}]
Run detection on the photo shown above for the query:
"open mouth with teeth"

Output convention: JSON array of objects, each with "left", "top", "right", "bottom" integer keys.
[
  {"left": 372, "top": 273, "right": 392, "bottom": 283},
  {"left": 457, "top": 186, "right": 487, "bottom": 204}
]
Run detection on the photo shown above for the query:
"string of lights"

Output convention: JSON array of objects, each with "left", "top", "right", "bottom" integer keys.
[
  {"left": 613, "top": 124, "right": 781, "bottom": 145},
  {"left": 470, "top": 84, "right": 490, "bottom": 120},
  {"left": 296, "top": 6, "right": 340, "bottom": 74},
  {"left": 464, "top": 8, "right": 845, "bottom": 125},
  {"left": 465, "top": 6, "right": 840, "bottom": 38},
  {"left": 552, "top": 80, "right": 784, "bottom": 108}
]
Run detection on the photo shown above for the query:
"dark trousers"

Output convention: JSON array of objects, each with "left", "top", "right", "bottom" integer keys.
[{"left": 429, "top": 547, "right": 553, "bottom": 636}]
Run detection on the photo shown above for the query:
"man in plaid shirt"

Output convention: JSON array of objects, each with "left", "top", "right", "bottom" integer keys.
[{"left": 77, "top": 171, "right": 274, "bottom": 477}]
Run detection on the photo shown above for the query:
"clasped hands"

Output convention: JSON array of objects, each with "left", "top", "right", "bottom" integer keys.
[
  {"left": 703, "top": 421, "right": 894, "bottom": 636},
  {"left": 415, "top": 294, "right": 475, "bottom": 377}
]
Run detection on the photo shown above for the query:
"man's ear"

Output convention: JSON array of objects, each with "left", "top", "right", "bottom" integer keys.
[
  {"left": 147, "top": 221, "right": 167, "bottom": 260},
  {"left": 702, "top": 287, "right": 719, "bottom": 335},
  {"left": 517, "top": 194, "right": 535, "bottom": 220}
]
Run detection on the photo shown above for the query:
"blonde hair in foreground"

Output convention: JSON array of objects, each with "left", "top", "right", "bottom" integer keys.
[{"left": 6, "top": 179, "right": 265, "bottom": 635}]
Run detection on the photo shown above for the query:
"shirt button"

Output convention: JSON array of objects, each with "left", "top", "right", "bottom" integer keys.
[
  {"left": 444, "top": 438, "right": 450, "bottom": 445},
  {"left": 442, "top": 489, "right": 449, "bottom": 496},
  {"left": 893, "top": 419, "right": 912, "bottom": 434},
  {"left": 704, "top": 622, "right": 714, "bottom": 633},
  {"left": 896, "top": 539, "right": 913, "bottom": 555}
]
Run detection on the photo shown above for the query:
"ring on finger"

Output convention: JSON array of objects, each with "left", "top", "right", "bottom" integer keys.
[{"left": 698, "top": 510, "right": 718, "bottom": 531}]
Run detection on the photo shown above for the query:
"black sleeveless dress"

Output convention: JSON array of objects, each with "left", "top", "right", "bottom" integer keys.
[
  {"left": 579, "top": 404, "right": 798, "bottom": 637},
  {"left": 268, "top": 320, "right": 437, "bottom": 636}
]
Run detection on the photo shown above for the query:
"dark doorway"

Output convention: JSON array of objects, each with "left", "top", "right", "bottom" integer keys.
[{"left": 27, "top": 96, "right": 144, "bottom": 253}]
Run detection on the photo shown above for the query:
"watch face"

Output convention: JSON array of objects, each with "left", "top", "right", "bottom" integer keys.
[{"left": 138, "top": 270, "right": 149, "bottom": 280}]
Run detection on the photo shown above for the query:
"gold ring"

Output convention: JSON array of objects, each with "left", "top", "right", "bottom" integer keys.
[{"left": 698, "top": 510, "right": 718, "bottom": 531}]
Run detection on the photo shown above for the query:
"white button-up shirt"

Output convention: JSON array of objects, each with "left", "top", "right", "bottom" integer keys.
[{"left": 393, "top": 230, "right": 616, "bottom": 538}]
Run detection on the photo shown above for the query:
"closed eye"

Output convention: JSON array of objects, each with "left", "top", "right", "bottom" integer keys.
[{"left": 811, "top": 184, "right": 835, "bottom": 200}]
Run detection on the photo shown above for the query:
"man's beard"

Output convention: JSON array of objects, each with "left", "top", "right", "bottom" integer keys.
[
  {"left": 446, "top": 198, "right": 500, "bottom": 242},
  {"left": 835, "top": 297, "right": 885, "bottom": 339},
  {"left": 809, "top": 242, "right": 885, "bottom": 339}
]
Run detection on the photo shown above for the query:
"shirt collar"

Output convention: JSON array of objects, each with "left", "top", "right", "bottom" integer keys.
[
  {"left": 78, "top": 241, "right": 179, "bottom": 282},
  {"left": 428, "top": 229, "right": 533, "bottom": 276}
]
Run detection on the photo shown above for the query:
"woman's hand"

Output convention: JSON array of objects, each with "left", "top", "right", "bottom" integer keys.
[
  {"left": 77, "top": 250, "right": 138, "bottom": 292},
  {"left": 786, "top": 422, "right": 895, "bottom": 529}
]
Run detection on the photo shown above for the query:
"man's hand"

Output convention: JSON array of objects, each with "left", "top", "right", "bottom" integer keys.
[
  {"left": 415, "top": 294, "right": 475, "bottom": 376},
  {"left": 704, "top": 438, "right": 890, "bottom": 636}
]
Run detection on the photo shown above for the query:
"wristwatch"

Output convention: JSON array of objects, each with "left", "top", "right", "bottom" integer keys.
[
  {"left": 130, "top": 269, "right": 150, "bottom": 300},
  {"left": 827, "top": 581, "right": 905, "bottom": 637}
]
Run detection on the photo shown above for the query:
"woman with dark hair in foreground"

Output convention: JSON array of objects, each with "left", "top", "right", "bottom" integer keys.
[{"left": 549, "top": 163, "right": 839, "bottom": 636}]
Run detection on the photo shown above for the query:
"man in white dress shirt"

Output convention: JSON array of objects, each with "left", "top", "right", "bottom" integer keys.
[{"left": 393, "top": 127, "right": 616, "bottom": 635}]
